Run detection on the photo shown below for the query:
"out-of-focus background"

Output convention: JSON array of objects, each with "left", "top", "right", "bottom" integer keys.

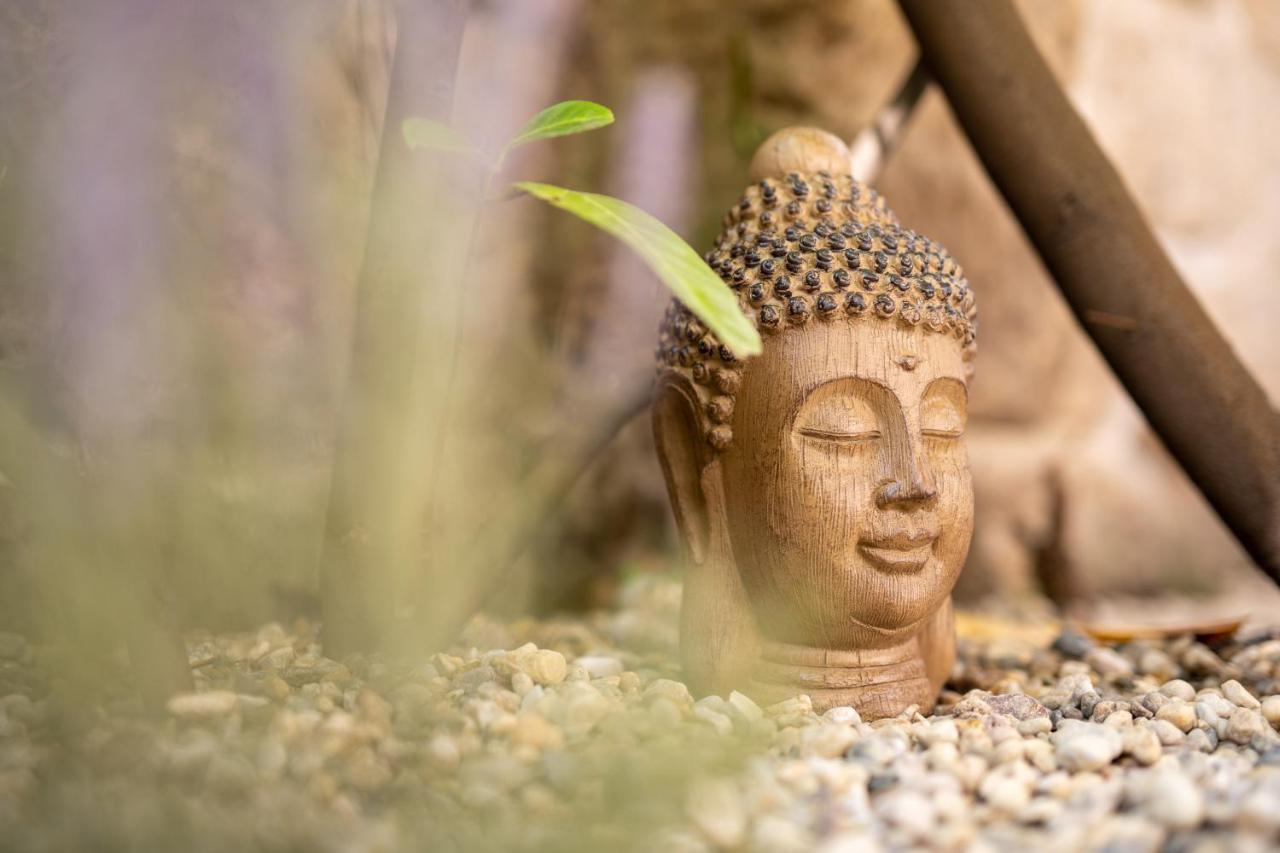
[{"left": 1, "top": 0, "right": 1277, "bottom": 642}]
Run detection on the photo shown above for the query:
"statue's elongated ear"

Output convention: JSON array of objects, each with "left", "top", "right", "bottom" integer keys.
[{"left": 652, "top": 380, "right": 715, "bottom": 564}]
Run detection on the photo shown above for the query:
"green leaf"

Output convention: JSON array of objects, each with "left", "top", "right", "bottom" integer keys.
[
  {"left": 401, "top": 117, "right": 477, "bottom": 157},
  {"left": 516, "top": 182, "right": 761, "bottom": 358},
  {"left": 506, "top": 101, "right": 614, "bottom": 150}
]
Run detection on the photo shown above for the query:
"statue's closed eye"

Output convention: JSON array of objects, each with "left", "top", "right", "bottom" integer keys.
[
  {"left": 795, "top": 381, "right": 884, "bottom": 443},
  {"left": 799, "top": 426, "right": 880, "bottom": 443},
  {"left": 921, "top": 379, "right": 967, "bottom": 439}
]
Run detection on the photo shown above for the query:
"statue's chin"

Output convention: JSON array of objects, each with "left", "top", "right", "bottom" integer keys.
[{"left": 791, "top": 575, "right": 952, "bottom": 645}]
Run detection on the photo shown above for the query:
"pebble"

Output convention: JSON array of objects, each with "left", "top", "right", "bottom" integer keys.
[
  {"left": 1222, "top": 679, "right": 1261, "bottom": 710},
  {"left": 574, "top": 656, "right": 624, "bottom": 679},
  {"left": 1086, "top": 647, "right": 1134, "bottom": 678},
  {"left": 1051, "top": 629, "right": 1094, "bottom": 659},
  {"left": 687, "top": 778, "right": 746, "bottom": 848},
  {"left": 1121, "top": 725, "right": 1163, "bottom": 766},
  {"left": 1150, "top": 719, "right": 1186, "bottom": 746},
  {"left": 520, "top": 650, "right": 567, "bottom": 686},
  {"left": 1156, "top": 700, "right": 1197, "bottom": 732},
  {"left": 1133, "top": 772, "right": 1204, "bottom": 830},
  {"left": 1224, "top": 709, "right": 1268, "bottom": 745},
  {"left": 1160, "top": 679, "right": 1196, "bottom": 701},
  {"left": 1052, "top": 724, "right": 1122, "bottom": 772},
  {"left": 1262, "top": 695, "right": 1280, "bottom": 728},
  {"left": 167, "top": 690, "right": 239, "bottom": 718},
  {"left": 729, "top": 690, "right": 764, "bottom": 723}
]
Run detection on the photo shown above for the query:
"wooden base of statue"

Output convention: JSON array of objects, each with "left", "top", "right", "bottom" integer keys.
[{"left": 654, "top": 127, "right": 976, "bottom": 718}]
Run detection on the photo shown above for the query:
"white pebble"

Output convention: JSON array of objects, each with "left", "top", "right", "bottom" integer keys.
[
  {"left": 574, "top": 656, "right": 623, "bottom": 679},
  {"left": 1222, "top": 679, "right": 1260, "bottom": 710},
  {"left": 167, "top": 691, "right": 238, "bottom": 718},
  {"left": 1159, "top": 679, "right": 1196, "bottom": 701},
  {"left": 1261, "top": 695, "right": 1280, "bottom": 728},
  {"left": 521, "top": 650, "right": 567, "bottom": 686},
  {"left": 1224, "top": 708, "right": 1268, "bottom": 745},
  {"left": 820, "top": 704, "right": 859, "bottom": 726},
  {"left": 729, "top": 690, "right": 764, "bottom": 723},
  {"left": 1053, "top": 724, "right": 1122, "bottom": 772},
  {"left": 687, "top": 778, "right": 745, "bottom": 848},
  {"left": 1155, "top": 700, "right": 1196, "bottom": 733}
]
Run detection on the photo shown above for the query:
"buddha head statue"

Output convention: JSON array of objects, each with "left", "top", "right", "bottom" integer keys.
[{"left": 652, "top": 128, "right": 977, "bottom": 718}]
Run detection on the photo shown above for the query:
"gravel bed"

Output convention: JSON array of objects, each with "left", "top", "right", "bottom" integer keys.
[{"left": 3, "top": 577, "right": 1280, "bottom": 852}]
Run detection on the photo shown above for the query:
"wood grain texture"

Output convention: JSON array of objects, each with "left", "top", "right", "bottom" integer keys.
[{"left": 654, "top": 128, "right": 975, "bottom": 717}]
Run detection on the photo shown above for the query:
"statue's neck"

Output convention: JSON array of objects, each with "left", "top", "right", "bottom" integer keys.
[{"left": 748, "top": 636, "right": 932, "bottom": 719}]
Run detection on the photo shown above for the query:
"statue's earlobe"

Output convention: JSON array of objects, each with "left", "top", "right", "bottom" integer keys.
[
  {"left": 653, "top": 378, "right": 757, "bottom": 696},
  {"left": 652, "top": 382, "right": 713, "bottom": 564}
]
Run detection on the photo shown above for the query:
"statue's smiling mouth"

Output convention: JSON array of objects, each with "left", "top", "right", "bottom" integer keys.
[{"left": 858, "top": 534, "right": 937, "bottom": 573}]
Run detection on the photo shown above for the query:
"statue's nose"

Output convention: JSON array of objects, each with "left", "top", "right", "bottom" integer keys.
[{"left": 876, "top": 474, "right": 938, "bottom": 509}]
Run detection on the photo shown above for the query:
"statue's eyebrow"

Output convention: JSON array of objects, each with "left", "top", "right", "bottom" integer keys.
[
  {"left": 922, "top": 376, "right": 968, "bottom": 398},
  {"left": 798, "top": 374, "right": 894, "bottom": 404},
  {"left": 792, "top": 375, "right": 900, "bottom": 430}
]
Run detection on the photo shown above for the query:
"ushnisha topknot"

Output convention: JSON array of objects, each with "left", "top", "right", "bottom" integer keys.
[{"left": 655, "top": 128, "right": 977, "bottom": 452}]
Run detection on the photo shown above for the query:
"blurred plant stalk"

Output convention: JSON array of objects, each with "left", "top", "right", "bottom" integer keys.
[{"left": 319, "top": 0, "right": 473, "bottom": 658}]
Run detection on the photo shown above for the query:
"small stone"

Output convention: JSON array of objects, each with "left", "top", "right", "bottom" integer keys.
[
  {"left": 1149, "top": 719, "right": 1185, "bottom": 746},
  {"left": 687, "top": 778, "right": 745, "bottom": 848},
  {"left": 1137, "top": 649, "right": 1177, "bottom": 680},
  {"left": 261, "top": 675, "right": 290, "bottom": 702},
  {"left": 693, "top": 705, "right": 734, "bottom": 737},
  {"left": 343, "top": 747, "right": 392, "bottom": 793},
  {"left": 821, "top": 705, "right": 860, "bottom": 726},
  {"left": 1224, "top": 708, "right": 1268, "bottom": 745},
  {"left": 1262, "top": 695, "right": 1280, "bottom": 728},
  {"left": 645, "top": 678, "right": 694, "bottom": 708},
  {"left": 1185, "top": 728, "right": 1215, "bottom": 753},
  {"left": 563, "top": 688, "right": 612, "bottom": 735},
  {"left": 427, "top": 735, "right": 461, "bottom": 770},
  {"left": 750, "top": 814, "right": 811, "bottom": 853},
  {"left": 1086, "top": 647, "right": 1134, "bottom": 678},
  {"left": 1017, "top": 716, "right": 1052, "bottom": 737},
  {"left": 728, "top": 690, "right": 764, "bottom": 723},
  {"left": 167, "top": 690, "right": 238, "bottom": 718},
  {"left": 1140, "top": 691, "right": 1170, "bottom": 715},
  {"left": 1121, "top": 725, "right": 1162, "bottom": 766},
  {"left": 1159, "top": 679, "right": 1196, "bottom": 701},
  {"left": 511, "top": 713, "right": 564, "bottom": 750},
  {"left": 1135, "top": 772, "right": 1204, "bottom": 830},
  {"left": 979, "top": 771, "right": 1031, "bottom": 813},
  {"left": 985, "top": 694, "right": 1049, "bottom": 721},
  {"left": 1053, "top": 724, "right": 1122, "bottom": 772},
  {"left": 1197, "top": 690, "right": 1237, "bottom": 719},
  {"left": 1155, "top": 700, "right": 1196, "bottom": 732},
  {"left": 875, "top": 790, "right": 936, "bottom": 838},
  {"left": 919, "top": 718, "right": 959, "bottom": 746},
  {"left": 1181, "top": 643, "right": 1224, "bottom": 676},
  {"left": 801, "top": 724, "right": 857, "bottom": 759},
  {"left": 522, "top": 650, "right": 568, "bottom": 686},
  {"left": 574, "top": 656, "right": 624, "bottom": 679},
  {"left": 1222, "top": 679, "right": 1261, "bottom": 710},
  {"left": 1103, "top": 710, "right": 1133, "bottom": 729},
  {"left": 510, "top": 671, "right": 534, "bottom": 696},
  {"left": 1195, "top": 699, "right": 1221, "bottom": 729},
  {"left": 1052, "top": 629, "right": 1094, "bottom": 659}
]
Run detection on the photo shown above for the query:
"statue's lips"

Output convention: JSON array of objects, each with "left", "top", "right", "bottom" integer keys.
[{"left": 858, "top": 535, "right": 937, "bottom": 573}]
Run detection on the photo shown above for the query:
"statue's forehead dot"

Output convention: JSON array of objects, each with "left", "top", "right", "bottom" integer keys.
[{"left": 896, "top": 354, "right": 919, "bottom": 372}]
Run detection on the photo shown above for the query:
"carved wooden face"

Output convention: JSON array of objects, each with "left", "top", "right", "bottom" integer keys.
[{"left": 719, "top": 321, "right": 973, "bottom": 649}]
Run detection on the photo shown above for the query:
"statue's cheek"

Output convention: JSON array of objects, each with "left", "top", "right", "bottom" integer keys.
[{"left": 790, "top": 444, "right": 881, "bottom": 548}]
